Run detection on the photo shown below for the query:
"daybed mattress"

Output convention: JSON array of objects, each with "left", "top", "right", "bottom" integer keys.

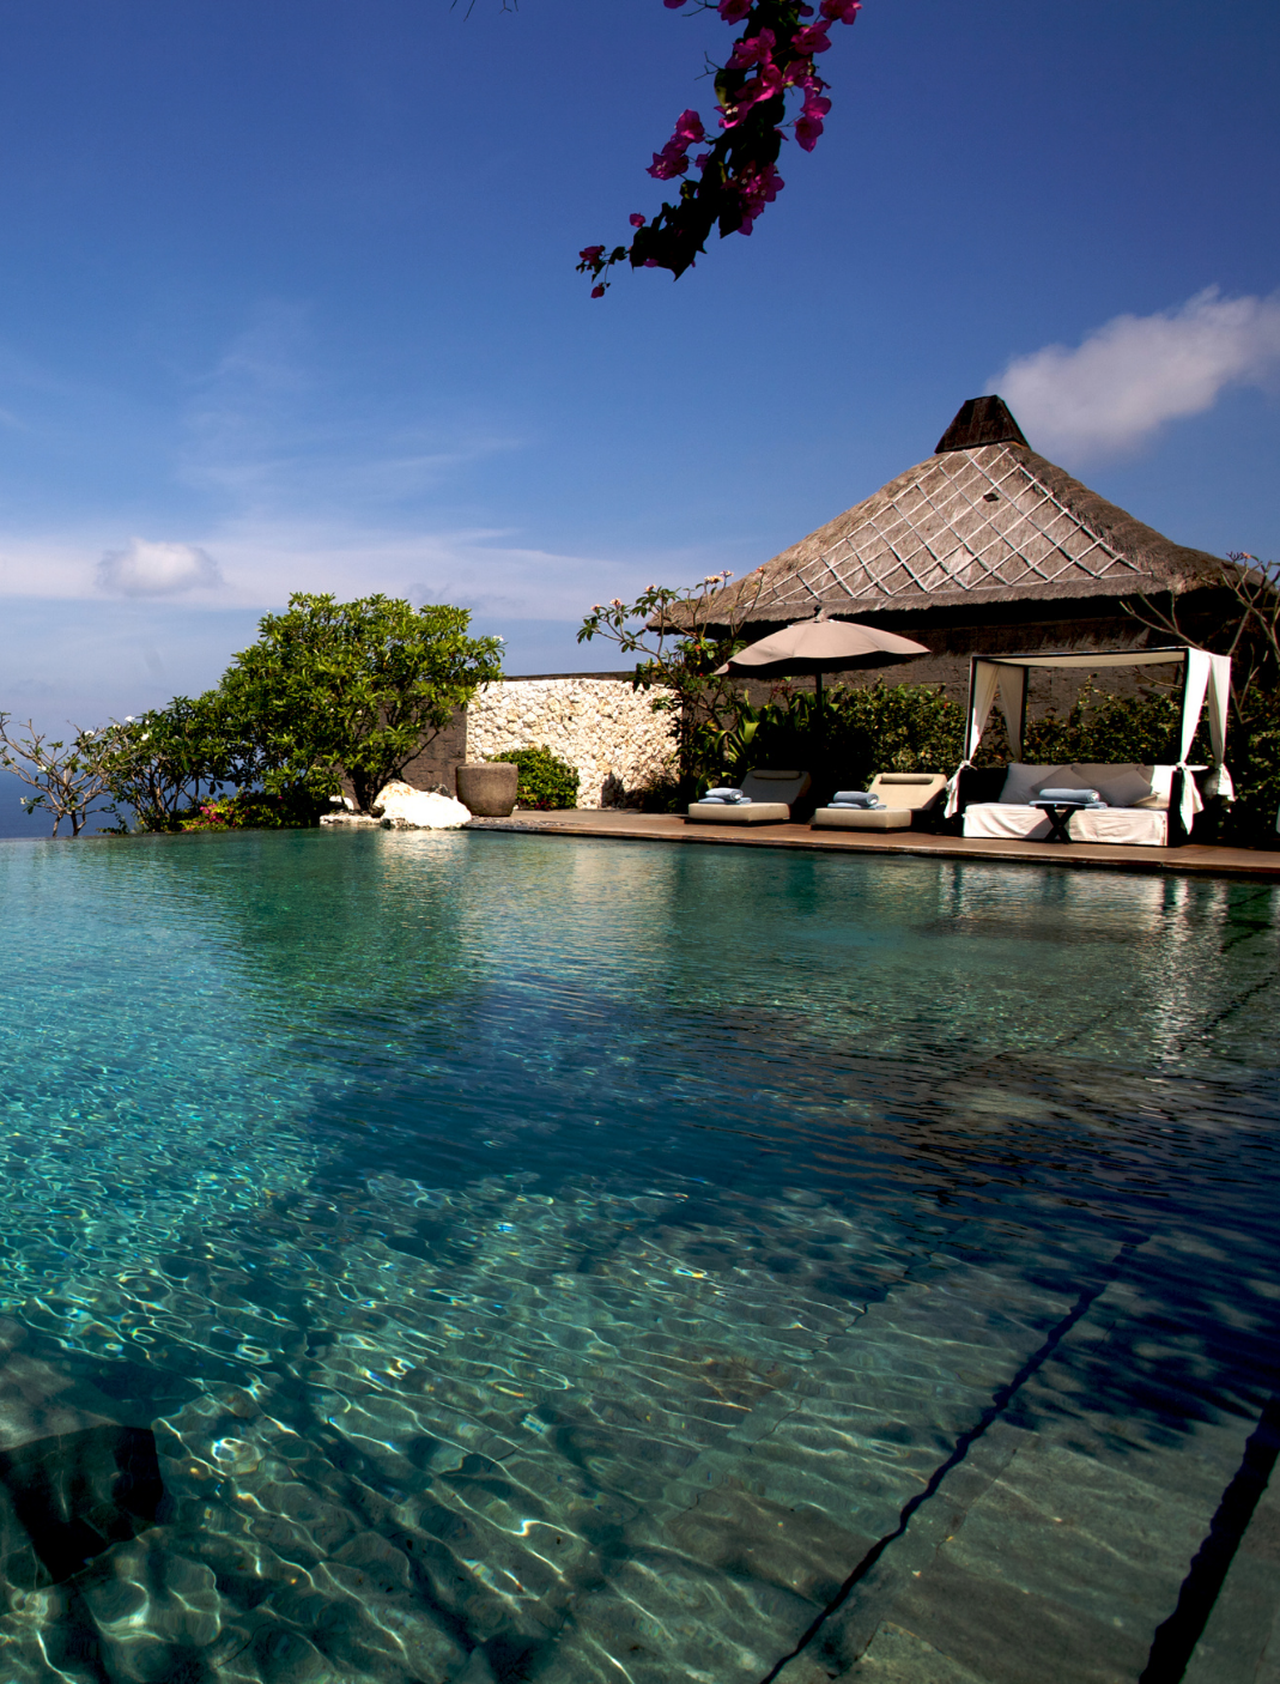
[
  {"left": 962, "top": 803, "right": 1168, "bottom": 846},
  {"left": 811, "top": 807, "right": 912, "bottom": 830},
  {"left": 686, "top": 802, "right": 791, "bottom": 824}
]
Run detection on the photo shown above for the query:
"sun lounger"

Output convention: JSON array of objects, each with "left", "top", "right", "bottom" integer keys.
[
  {"left": 811, "top": 772, "right": 947, "bottom": 831},
  {"left": 686, "top": 770, "right": 812, "bottom": 825}
]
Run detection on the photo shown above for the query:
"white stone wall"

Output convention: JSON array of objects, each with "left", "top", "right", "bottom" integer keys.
[{"left": 467, "top": 678, "right": 675, "bottom": 809}]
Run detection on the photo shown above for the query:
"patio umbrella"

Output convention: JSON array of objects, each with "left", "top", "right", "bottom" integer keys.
[
  {"left": 713, "top": 611, "right": 929, "bottom": 700},
  {"left": 712, "top": 612, "right": 930, "bottom": 768}
]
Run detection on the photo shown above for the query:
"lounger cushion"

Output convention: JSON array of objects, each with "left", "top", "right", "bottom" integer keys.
[
  {"left": 812, "top": 807, "right": 913, "bottom": 830},
  {"left": 687, "top": 801, "right": 791, "bottom": 824},
  {"left": 739, "top": 770, "right": 811, "bottom": 807},
  {"left": 867, "top": 772, "right": 947, "bottom": 811}
]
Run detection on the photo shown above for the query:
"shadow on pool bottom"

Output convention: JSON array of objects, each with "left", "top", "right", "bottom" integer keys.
[{"left": 0, "top": 1146, "right": 1274, "bottom": 1684}]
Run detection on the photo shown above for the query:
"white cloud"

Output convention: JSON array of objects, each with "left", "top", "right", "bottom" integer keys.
[
  {"left": 994, "top": 287, "right": 1280, "bottom": 459},
  {"left": 0, "top": 517, "right": 680, "bottom": 621},
  {"left": 97, "top": 538, "right": 223, "bottom": 597},
  {"left": 201, "top": 519, "right": 647, "bottom": 620}
]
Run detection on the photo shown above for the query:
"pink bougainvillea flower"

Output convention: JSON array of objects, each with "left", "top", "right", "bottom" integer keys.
[
  {"left": 729, "top": 28, "right": 776, "bottom": 69},
  {"left": 783, "top": 58, "right": 823, "bottom": 88},
  {"left": 795, "top": 113, "right": 824, "bottom": 150},
  {"left": 581, "top": 0, "right": 859, "bottom": 291},
  {"left": 737, "top": 162, "right": 784, "bottom": 221},
  {"left": 721, "top": 61, "right": 784, "bottom": 123},
  {"left": 646, "top": 146, "right": 690, "bottom": 180},
  {"left": 791, "top": 22, "right": 833, "bottom": 53}
]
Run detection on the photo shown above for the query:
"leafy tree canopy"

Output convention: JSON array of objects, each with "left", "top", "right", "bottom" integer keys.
[{"left": 214, "top": 593, "right": 505, "bottom": 813}]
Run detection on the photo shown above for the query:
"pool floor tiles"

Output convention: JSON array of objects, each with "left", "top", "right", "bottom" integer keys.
[
  {"left": 505, "top": 1261, "right": 1136, "bottom": 1683},
  {"left": 1183, "top": 1464, "right": 1280, "bottom": 1684},
  {"left": 775, "top": 1267, "right": 1265, "bottom": 1684}
]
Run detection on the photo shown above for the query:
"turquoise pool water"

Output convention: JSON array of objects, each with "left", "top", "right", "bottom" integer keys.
[{"left": 1, "top": 828, "right": 1278, "bottom": 1684}]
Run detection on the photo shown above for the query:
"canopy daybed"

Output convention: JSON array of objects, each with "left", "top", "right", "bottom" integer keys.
[{"left": 944, "top": 646, "right": 1234, "bottom": 847}]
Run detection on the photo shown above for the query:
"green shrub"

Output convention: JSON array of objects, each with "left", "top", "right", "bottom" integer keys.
[
  {"left": 176, "top": 787, "right": 323, "bottom": 832},
  {"left": 1020, "top": 679, "right": 1195, "bottom": 765},
  {"left": 1219, "top": 691, "right": 1280, "bottom": 845},
  {"left": 738, "top": 682, "right": 966, "bottom": 791},
  {"left": 499, "top": 746, "right": 580, "bottom": 810}
]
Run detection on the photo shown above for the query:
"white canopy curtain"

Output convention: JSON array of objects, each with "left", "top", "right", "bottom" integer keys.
[{"left": 943, "top": 645, "right": 1234, "bottom": 828}]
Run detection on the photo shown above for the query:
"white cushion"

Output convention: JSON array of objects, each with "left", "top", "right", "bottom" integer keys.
[
  {"left": 1069, "top": 807, "right": 1167, "bottom": 846},
  {"left": 964, "top": 802, "right": 1052, "bottom": 840},
  {"left": 963, "top": 801, "right": 1168, "bottom": 846}
]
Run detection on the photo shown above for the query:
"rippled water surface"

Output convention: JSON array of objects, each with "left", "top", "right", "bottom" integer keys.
[{"left": 1, "top": 828, "right": 1278, "bottom": 1684}]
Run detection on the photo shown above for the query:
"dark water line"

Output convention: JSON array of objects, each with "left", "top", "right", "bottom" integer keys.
[
  {"left": 1167, "top": 964, "right": 1280, "bottom": 1058},
  {"left": 1139, "top": 1392, "right": 1280, "bottom": 1684},
  {"left": 756, "top": 1239, "right": 1143, "bottom": 1684}
]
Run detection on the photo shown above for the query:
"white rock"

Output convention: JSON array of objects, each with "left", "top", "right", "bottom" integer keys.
[
  {"left": 320, "top": 812, "right": 380, "bottom": 828},
  {"left": 371, "top": 781, "right": 471, "bottom": 829}
]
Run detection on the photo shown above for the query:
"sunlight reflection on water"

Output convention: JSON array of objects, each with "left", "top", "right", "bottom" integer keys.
[{"left": 0, "top": 829, "right": 1276, "bottom": 1683}]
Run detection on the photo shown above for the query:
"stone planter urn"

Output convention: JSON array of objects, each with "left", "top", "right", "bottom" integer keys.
[{"left": 455, "top": 761, "right": 519, "bottom": 817}]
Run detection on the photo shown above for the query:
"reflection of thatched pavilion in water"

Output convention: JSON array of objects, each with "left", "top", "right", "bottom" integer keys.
[{"left": 692, "top": 396, "right": 1236, "bottom": 709}]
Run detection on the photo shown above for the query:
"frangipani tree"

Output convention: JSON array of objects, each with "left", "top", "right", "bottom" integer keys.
[{"left": 0, "top": 717, "right": 127, "bottom": 837}]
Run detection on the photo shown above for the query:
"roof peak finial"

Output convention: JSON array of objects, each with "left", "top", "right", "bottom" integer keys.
[{"left": 936, "top": 395, "right": 1029, "bottom": 454}]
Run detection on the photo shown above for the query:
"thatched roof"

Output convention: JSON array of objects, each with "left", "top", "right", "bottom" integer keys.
[{"left": 696, "top": 397, "right": 1226, "bottom": 628}]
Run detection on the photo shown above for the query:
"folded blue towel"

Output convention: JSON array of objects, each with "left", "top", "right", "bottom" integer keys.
[
  {"left": 698, "top": 793, "right": 751, "bottom": 805},
  {"left": 1036, "top": 787, "right": 1103, "bottom": 804},
  {"left": 829, "top": 799, "right": 884, "bottom": 810},
  {"left": 832, "top": 790, "right": 876, "bottom": 805},
  {"left": 705, "top": 787, "right": 742, "bottom": 798}
]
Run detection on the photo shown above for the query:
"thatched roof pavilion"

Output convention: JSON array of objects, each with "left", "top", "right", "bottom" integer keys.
[{"left": 689, "top": 397, "right": 1237, "bottom": 703}]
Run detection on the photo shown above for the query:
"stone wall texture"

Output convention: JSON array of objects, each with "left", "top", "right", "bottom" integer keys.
[{"left": 466, "top": 678, "right": 674, "bottom": 809}]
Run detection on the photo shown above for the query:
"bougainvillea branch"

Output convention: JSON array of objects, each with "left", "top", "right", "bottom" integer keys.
[{"left": 577, "top": 0, "right": 860, "bottom": 296}]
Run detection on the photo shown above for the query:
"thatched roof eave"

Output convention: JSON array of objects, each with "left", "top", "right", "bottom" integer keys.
[{"left": 666, "top": 434, "right": 1231, "bottom": 633}]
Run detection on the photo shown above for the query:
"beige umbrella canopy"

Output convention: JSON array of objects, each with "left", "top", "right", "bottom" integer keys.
[
  {"left": 713, "top": 614, "right": 930, "bottom": 759},
  {"left": 714, "top": 614, "right": 929, "bottom": 676}
]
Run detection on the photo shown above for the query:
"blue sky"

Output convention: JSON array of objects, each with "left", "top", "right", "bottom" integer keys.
[{"left": 0, "top": 0, "right": 1276, "bottom": 770}]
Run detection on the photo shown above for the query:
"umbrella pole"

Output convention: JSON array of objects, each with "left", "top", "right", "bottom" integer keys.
[{"left": 815, "top": 669, "right": 824, "bottom": 769}]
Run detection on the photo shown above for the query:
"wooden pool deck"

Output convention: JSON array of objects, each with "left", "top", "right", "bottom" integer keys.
[{"left": 468, "top": 809, "right": 1280, "bottom": 882}]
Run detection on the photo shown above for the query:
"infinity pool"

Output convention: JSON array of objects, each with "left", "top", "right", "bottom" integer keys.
[{"left": 1, "top": 828, "right": 1277, "bottom": 1684}]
